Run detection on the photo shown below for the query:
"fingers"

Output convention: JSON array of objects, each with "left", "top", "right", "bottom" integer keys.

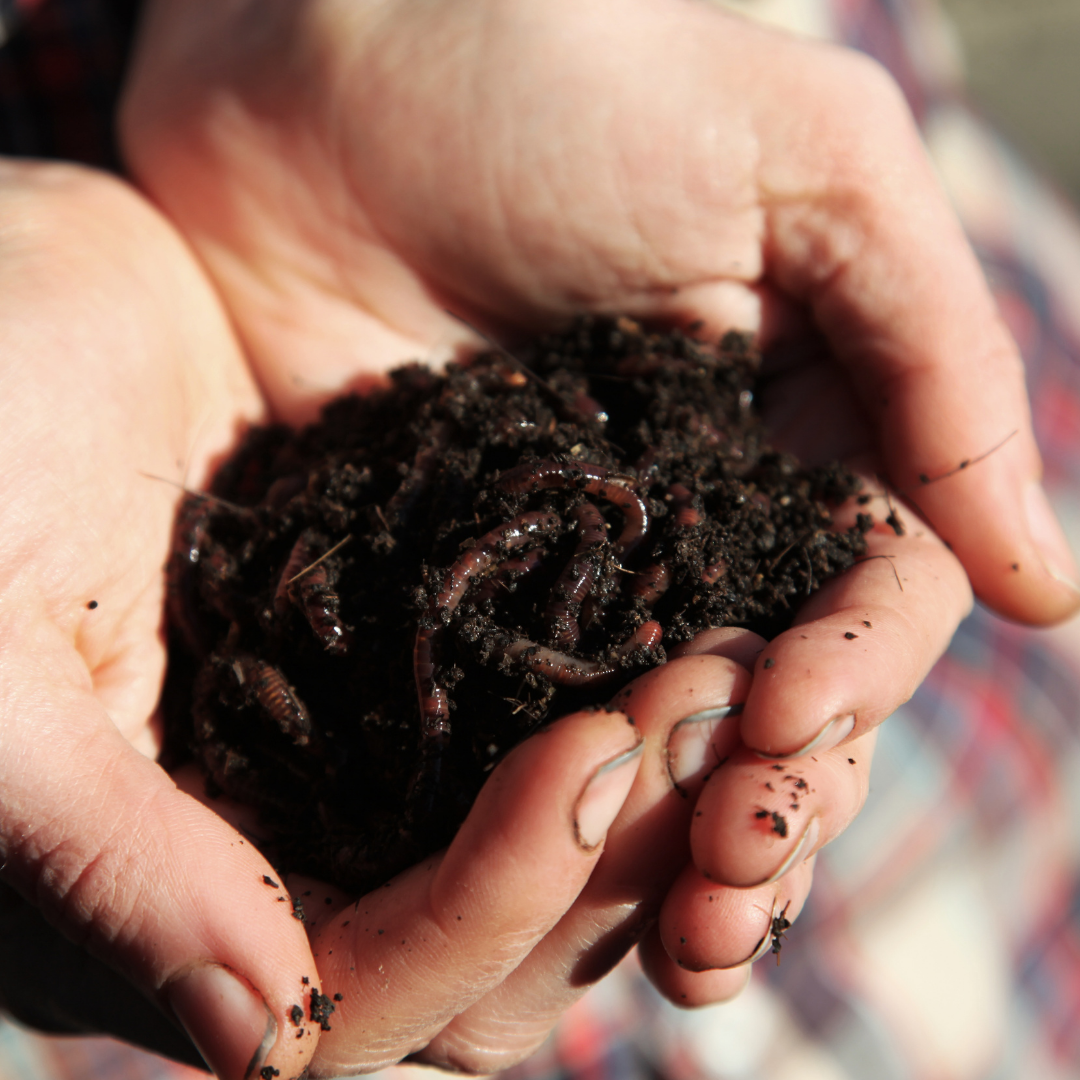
[
  {"left": 300, "top": 706, "right": 642, "bottom": 1078},
  {"left": 414, "top": 648, "right": 754, "bottom": 1072},
  {"left": 637, "top": 923, "right": 749, "bottom": 1009},
  {"left": 741, "top": 38, "right": 1079, "bottom": 625},
  {"left": 0, "top": 162, "right": 291, "bottom": 1076},
  {"left": 690, "top": 731, "right": 876, "bottom": 890},
  {"left": 739, "top": 479, "right": 972, "bottom": 757},
  {"left": 657, "top": 858, "right": 814, "bottom": 975},
  {"left": 0, "top": 659, "right": 321, "bottom": 1080}
]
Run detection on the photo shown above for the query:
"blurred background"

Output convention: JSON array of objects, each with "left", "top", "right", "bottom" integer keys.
[{"left": 939, "top": 0, "right": 1080, "bottom": 204}]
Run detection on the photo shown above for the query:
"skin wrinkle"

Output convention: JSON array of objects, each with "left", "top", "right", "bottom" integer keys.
[
  {"left": 432, "top": 1019, "right": 552, "bottom": 1076},
  {"left": 321, "top": 43, "right": 495, "bottom": 341},
  {"left": 24, "top": 782, "right": 152, "bottom": 951},
  {"left": 192, "top": 97, "right": 357, "bottom": 309},
  {"left": 607, "top": 118, "right": 673, "bottom": 293}
]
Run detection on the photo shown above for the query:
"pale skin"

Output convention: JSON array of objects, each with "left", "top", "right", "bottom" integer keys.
[{"left": 0, "top": 0, "right": 1074, "bottom": 1077}]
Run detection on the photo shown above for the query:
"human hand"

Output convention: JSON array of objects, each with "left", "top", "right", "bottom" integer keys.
[
  {"left": 0, "top": 159, "right": 691, "bottom": 1080},
  {"left": 115, "top": 0, "right": 1067, "bottom": 1065},
  {"left": 121, "top": 0, "right": 1077, "bottom": 624},
  {"left": 0, "top": 159, "right": 332, "bottom": 1076}
]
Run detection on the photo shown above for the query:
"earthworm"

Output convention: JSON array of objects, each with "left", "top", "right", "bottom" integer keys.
[
  {"left": 384, "top": 422, "right": 451, "bottom": 530},
  {"left": 629, "top": 561, "right": 672, "bottom": 608},
  {"left": 544, "top": 501, "right": 607, "bottom": 649},
  {"left": 264, "top": 473, "right": 308, "bottom": 511},
  {"left": 167, "top": 497, "right": 213, "bottom": 655},
  {"left": 274, "top": 531, "right": 352, "bottom": 654},
  {"left": 167, "top": 496, "right": 240, "bottom": 651},
  {"left": 414, "top": 510, "right": 562, "bottom": 741},
  {"left": 625, "top": 484, "right": 699, "bottom": 610},
  {"left": 470, "top": 546, "right": 547, "bottom": 605},
  {"left": 499, "top": 619, "right": 663, "bottom": 686},
  {"left": 274, "top": 531, "right": 315, "bottom": 615},
  {"left": 192, "top": 660, "right": 320, "bottom": 814},
  {"left": 230, "top": 654, "right": 314, "bottom": 747},
  {"left": 667, "top": 483, "right": 701, "bottom": 528},
  {"left": 701, "top": 559, "right": 727, "bottom": 585},
  {"left": 495, "top": 460, "right": 649, "bottom": 555},
  {"left": 627, "top": 620, "right": 664, "bottom": 654},
  {"left": 295, "top": 567, "right": 352, "bottom": 655}
]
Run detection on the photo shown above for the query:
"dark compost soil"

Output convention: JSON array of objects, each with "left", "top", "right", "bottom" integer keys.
[{"left": 163, "top": 317, "right": 870, "bottom": 894}]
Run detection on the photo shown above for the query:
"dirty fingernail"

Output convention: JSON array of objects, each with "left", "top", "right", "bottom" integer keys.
[
  {"left": 574, "top": 739, "right": 644, "bottom": 850},
  {"left": 1025, "top": 481, "right": 1080, "bottom": 593},
  {"left": 742, "top": 926, "right": 778, "bottom": 968},
  {"left": 167, "top": 963, "right": 276, "bottom": 1080},
  {"left": 667, "top": 703, "right": 744, "bottom": 790},
  {"left": 756, "top": 713, "right": 854, "bottom": 760}
]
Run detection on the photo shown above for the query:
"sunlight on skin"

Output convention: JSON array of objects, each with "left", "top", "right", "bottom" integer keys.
[{"left": 0, "top": 0, "right": 1063, "bottom": 1074}]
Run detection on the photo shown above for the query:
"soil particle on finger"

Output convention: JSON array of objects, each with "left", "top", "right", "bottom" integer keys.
[
  {"left": 309, "top": 989, "right": 336, "bottom": 1032},
  {"left": 162, "top": 316, "right": 869, "bottom": 893},
  {"left": 755, "top": 808, "right": 789, "bottom": 837}
]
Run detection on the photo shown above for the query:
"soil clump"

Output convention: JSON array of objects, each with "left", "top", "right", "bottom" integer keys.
[{"left": 163, "top": 316, "right": 869, "bottom": 893}]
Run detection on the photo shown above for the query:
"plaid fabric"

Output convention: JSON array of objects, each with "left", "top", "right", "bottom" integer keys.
[
  {"left": 3, "top": 0, "right": 1080, "bottom": 1078},
  {"left": 0, "top": 0, "right": 139, "bottom": 168}
]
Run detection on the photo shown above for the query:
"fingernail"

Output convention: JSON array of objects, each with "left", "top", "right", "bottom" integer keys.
[
  {"left": 746, "top": 816, "right": 820, "bottom": 889},
  {"left": 755, "top": 713, "right": 854, "bottom": 760},
  {"left": 742, "top": 928, "right": 778, "bottom": 967},
  {"left": 167, "top": 963, "right": 276, "bottom": 1080},
  {"left": 666, "top": 703, "right": 744, "bottom": 791},
  {"left": 1024, "top": 481, "right": 1080, "bottom": 593},
  {"left": 574, "top": 739, "right": 644, "bottom": 850}
]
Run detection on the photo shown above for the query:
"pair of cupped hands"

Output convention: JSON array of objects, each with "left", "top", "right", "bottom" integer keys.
[{"left": 0, "top": 1, "right": 1075, "bottom": 1077}]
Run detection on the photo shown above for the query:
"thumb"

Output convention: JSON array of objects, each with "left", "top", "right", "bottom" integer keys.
[{"left": 1, "top": 655, "right": 321, "bottom": 1080}]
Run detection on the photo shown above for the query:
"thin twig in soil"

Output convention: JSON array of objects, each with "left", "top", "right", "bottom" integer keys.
[
  {"left": 446, "top": 311, "right": 559, "bottom": 396},
  {"left": 768, "top": 539, "right": 798, "bottom": 573},
  {"left": 286, "top": 535, "right": 354, "bottom": 586},
  {"left": 139, "top": 472, "right": 248, "bottom": 515}
]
